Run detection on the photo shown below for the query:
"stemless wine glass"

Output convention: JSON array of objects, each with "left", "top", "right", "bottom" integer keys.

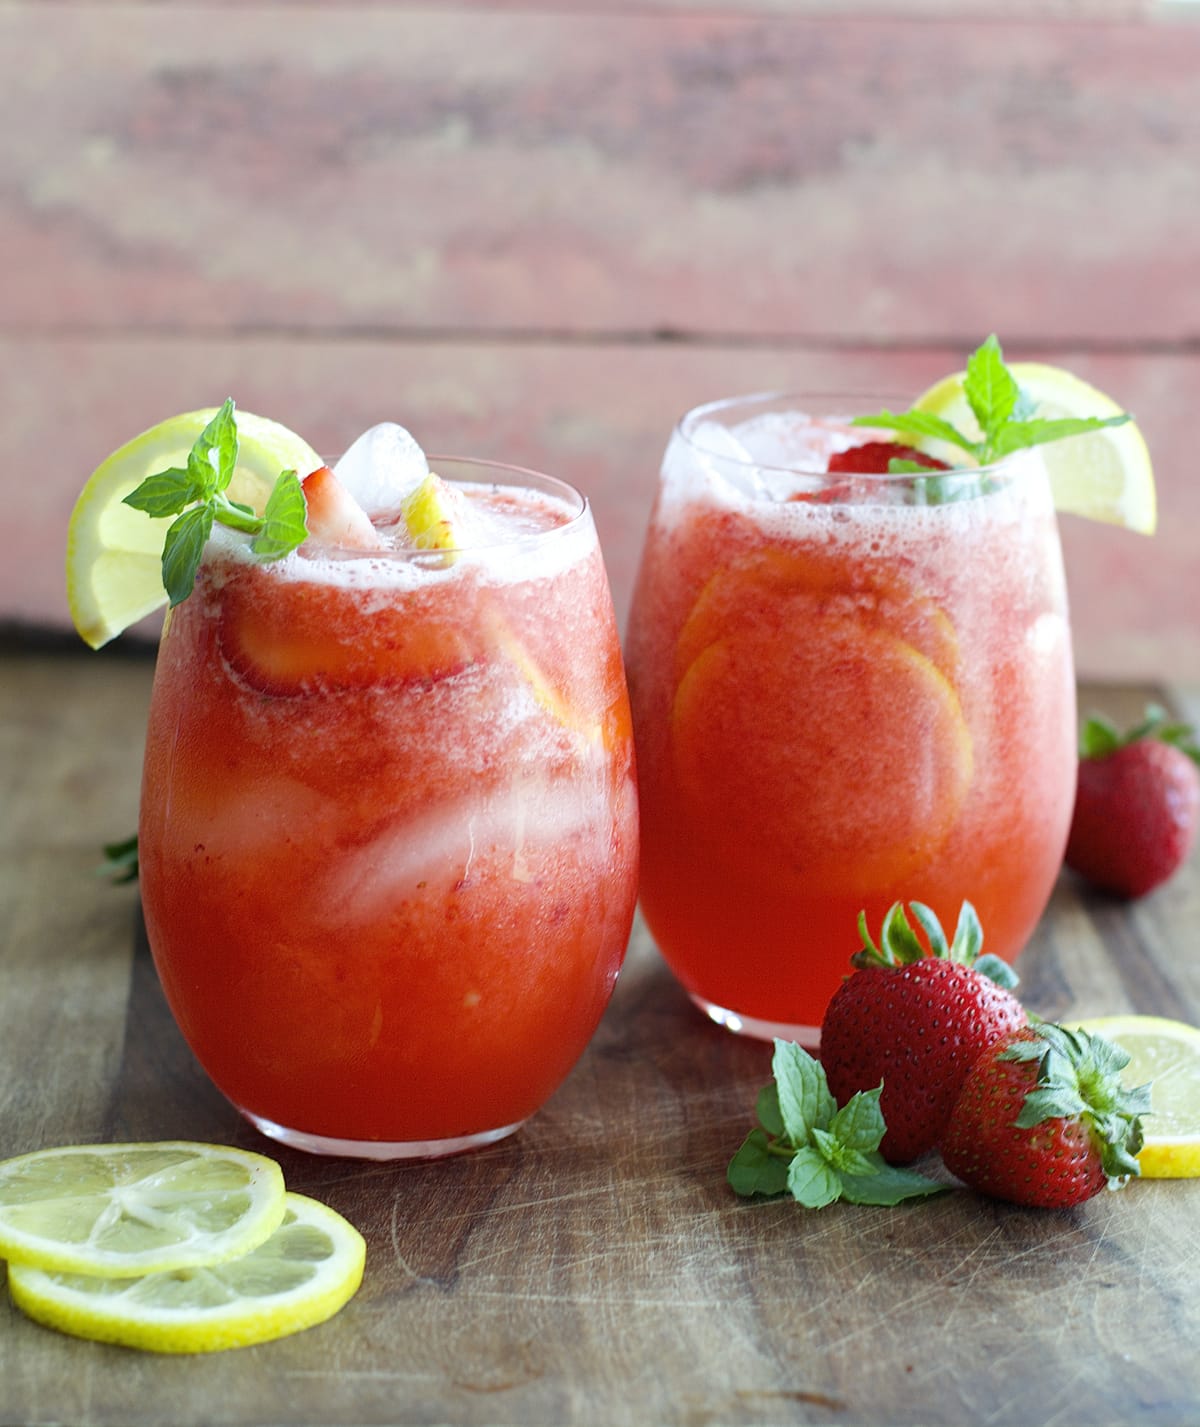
[
  {"left": 139, "top": 458, "right": 639, "bottom": 1158},
  {"left": 624, "top": 393, "right": 1077, "bottom": 1047}
]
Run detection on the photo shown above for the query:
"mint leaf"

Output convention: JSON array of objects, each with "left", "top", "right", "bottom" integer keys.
[
  {"left": 786, "top": 1147, "right": 843, "bottom": 1209},
  {"left": 829, "top": 1086, "right": 887, "bottom": 1154},
  {"left": 728, "top": 1041, "right": 950, "bottom": 1211},
  {"left": 811, "top": 1127, "right": 877, "bottom": 1178},
  {"left": 98, "top": 833, "right": 139, "bottom": 884},
  {"left": 851, "top": 408, "right": 976, "bottom": 459},
  {"left": 728, "top": 1129, "right": 791, "bottom": 1198},
  {"left": 963, "top": 333, "right": 1019, "bottom": 444},
  {"left": 122, "top": 467, "right": 204, "bottom": 518},
  {"left": 991, "top": 414, "right": 1130, "bottom": 459},
  {"left": 190, "top": 399, "right": 239, "bottom": 496},
  {"left": 755, "top": 1082, "right": 785, "bottom": 1138},
  {"left": 772, "top": 1039, "right": 836, "bottom": 1145},
  {"left": 855, "top": 336, "right": 1134, "bottom": 469},
  {"left": 120, "top": 399, "right": 313, "bottom": 610},
  {"left": 161, "top": 504, "right": 215, "bottom": 606},
  {"left": 251, "top": 469, "right": 307, "bottom": 559},
  {"left": 839, "top": 1159, "right": 950, "bottom": 1207}
]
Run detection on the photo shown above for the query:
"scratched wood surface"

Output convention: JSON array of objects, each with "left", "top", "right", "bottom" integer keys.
[
  {"left": 3, "top": 3, "right": 1199, "bottom": 679},
  {"left": 2, "top": 645, "right": 1199, "bottom": 1427}
]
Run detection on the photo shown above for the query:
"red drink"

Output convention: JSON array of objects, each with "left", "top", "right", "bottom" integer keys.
[
  {"left": 139, "top": 459, "right": 638, "bottom": 1158},
  {"left": 625, "top": 397, "right": 1076, "bottom": 1045}
]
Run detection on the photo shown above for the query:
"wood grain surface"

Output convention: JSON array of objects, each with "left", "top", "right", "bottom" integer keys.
[
  {"left": 4, "top": 2, "right": 1199, "bottom": 678},
  {"left": 2, "top": 645, "right": 1199, "bottom": 1427}
]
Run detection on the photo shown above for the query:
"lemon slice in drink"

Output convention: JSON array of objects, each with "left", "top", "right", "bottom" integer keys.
[
  {"left": 7, "top": 1193, "right": 365, "bottom": 1354},
  {"left": 67, "top": 409, "right": 322, "bottom": 649},
  {"left": 400, "top": 471, "right": 476, "bottom": 555},
  {"left": 404, "top": 472, "right": 614, "bottom": 743},
  {"left": 1073, "top": 1015, "right": 1200, "bottom": 1177},
  {"left": 914, "top": 363, "right": 1156, "bottom": 533},
  {"left": 0, "top": 1142, "right": 286, "bottom": 1277}
]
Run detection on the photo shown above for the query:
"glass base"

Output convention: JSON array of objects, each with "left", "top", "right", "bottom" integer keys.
[
  {"left": 691, "top": 995, "right": 821, "bottom": 1051},
  {"left": 242, "top": 1110, "right": 526, "bottom": 1161}
]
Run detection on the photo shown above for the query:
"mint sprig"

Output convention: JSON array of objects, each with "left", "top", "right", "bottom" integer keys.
[
  {"left": 854, "top": 334, "right": 1131, "bottom": 468},
  {"left": 727, "top": 1041, "right": 948, "bottom": 1209},
  {"left": 122, "top": 399, "right": 308, "bottom": 606},
  {"left": 97, "top": 833, "right": 139, "bottom": 885}
]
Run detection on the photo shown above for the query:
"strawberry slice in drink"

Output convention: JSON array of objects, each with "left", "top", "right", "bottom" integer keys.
[
  {"left": 216, "top": 469, "right": 481, "bottom": 695},
  {"left": 217, "top": 569, "right": 485, "bottom": 696},
  {"left": 301, "top": 466, "right": 384, "bottom": 551},
  {"left": 671, "top": 590, "right": 974, "bottom": 898},
  {"left": 825, "top": 441, "right": 949, "bottom": 474}
]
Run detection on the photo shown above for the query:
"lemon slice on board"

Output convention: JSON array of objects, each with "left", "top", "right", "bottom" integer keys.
[
  {"left": 66, "top": 409, "right": 322, "bottom": 649},
  {"left": 0, "top": 1142, "right": 286, "bottom": 1277},
  {"left": 914, "top": 363, "right": 1156, "bottom": 534},
  {"left": 7, "top": 1193, "right": 365, "bottom": 1354},
  {"left": 1072, "top": 1015, "right": 1200, "bottom": 1178}
]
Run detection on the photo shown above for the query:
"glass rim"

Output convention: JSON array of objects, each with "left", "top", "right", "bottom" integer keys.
[
  {"left": 675, "top": 389, "right": 1026, "bottom": 482},
  {"left": 296, "top": 453, "right": 591, "bottom": 563}
]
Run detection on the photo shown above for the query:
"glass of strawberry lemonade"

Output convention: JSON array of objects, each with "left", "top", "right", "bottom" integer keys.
[
  {"left": 138, "top": 428, "right": 639, "bottom": 1158},
  {"left": 624, "top": 389, "right": 1078, "bottom": 1047}
]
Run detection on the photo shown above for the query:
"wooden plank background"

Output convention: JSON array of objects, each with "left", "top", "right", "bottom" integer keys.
[{"left": 3, "top": 1, "right": 1198, "bottom": 678}]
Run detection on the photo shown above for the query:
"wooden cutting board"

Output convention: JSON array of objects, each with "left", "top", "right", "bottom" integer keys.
[{"left": 2, "top": 646, "right": 1198, "bottom": 1426}]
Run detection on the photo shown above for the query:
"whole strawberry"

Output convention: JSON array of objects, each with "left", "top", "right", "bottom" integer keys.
[
  {"left": 940, "top": 1023, "right": 1151, "bottom": 1208},
  {"left": 819, "top": 902, "right": 1027, "bottom": 1165},
  {"left": 1065, "top": 705, "right": 1200, "bottom": 899}
]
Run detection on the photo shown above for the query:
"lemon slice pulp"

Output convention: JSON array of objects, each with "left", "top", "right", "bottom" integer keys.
[
  {"left": 400, "top": 471, "right": 474, "bottom": 554},
  {"left": 913, "top": 363, "right": 1155, "bottom": 534},
  {"left": 67, "top": 408, "right": 322, "bottom": 649},
  {"left": 1073, "top": 1015, "right": 1200, "bottom": 1178},
  {"left": 0, "top": 1142, "right": 286, "bottom": 1277},
  {"left": 7, "top": 1192, "right": 365, "bottom": 1354}
]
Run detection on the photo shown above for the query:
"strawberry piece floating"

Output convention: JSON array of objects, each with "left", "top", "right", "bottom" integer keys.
[
  {"left": 301, "top": 466, "right": 383, "bottom": 551},
  {"left": 825, "top": 441, "right": 950, "bottom": 474}
]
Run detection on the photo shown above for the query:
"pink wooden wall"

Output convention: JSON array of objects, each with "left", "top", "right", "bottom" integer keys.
[{"left": 4, "top": 1, "right": 1198, "bottom": 679}]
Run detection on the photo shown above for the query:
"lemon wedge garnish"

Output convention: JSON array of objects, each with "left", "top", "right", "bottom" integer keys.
[
  {"left": 7, "top": 1192, "right": 365, "bottom": 1353},
  {"left": 914, "top": 363, "right": 1155, "bottom": 534},
  {"left": 66, "top": 409, "right": 322, "bottom": 649},
  {"left": 0, "top": 1142, "right": 286, "bottom": 1277},
  {"left": 1072, "top": 1015, "right": 1200, "bottom": 1178}
]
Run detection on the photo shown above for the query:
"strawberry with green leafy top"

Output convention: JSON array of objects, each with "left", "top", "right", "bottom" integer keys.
[
  {"left": 1065, "top": 705, "right": 1200, "bottom": 900},
  {"left": 819, "top": 902, "right": 1027, "bottom": 1165},
  {"left": 939, "top": 1023, "right": 1151, "bottom": 1208}
]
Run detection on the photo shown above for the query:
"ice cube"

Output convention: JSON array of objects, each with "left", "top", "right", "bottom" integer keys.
[
  {"left": 664, "top": 420, "right": 769, "bottom": 501},
  {"left": 734, "top": 410, "right": 859, "bottom": 495},
  {"left": 333, "top": 423, "right": 430, "bottom": 522}
]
